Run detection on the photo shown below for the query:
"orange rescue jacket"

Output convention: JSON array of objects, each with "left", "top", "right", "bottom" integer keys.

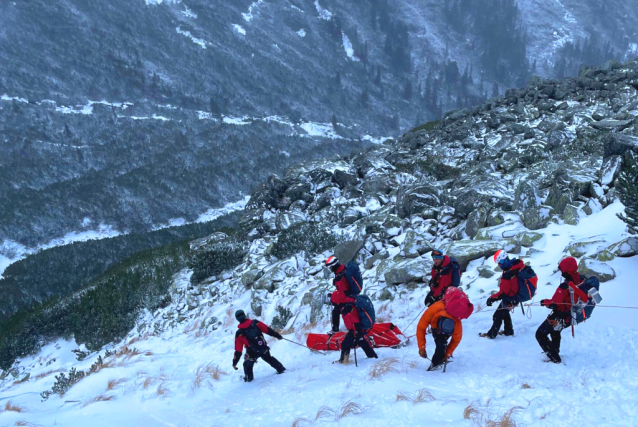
[{"left": 416, "top": 301, "right": 463, "bottom": 358}]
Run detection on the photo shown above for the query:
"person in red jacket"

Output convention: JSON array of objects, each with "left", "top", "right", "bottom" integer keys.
[
  {"left": 232, "top": 310, "right": 285, "bottom": 382},
  {"left": 481, "top": 250, "right": 525, "bottom": 339},
  {"left": 535, "top": 257, "right": 588, "bottom": 363},
  {"left": 424, "top": 249, "right": 455, "bottom": 307},
  {"left": 327, "top": 256, "right": 377, "bottom": 364}
]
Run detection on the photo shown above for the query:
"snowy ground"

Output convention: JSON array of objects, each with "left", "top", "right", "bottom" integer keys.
[{"left": 1, "top": 204, "right": 637, "bottom": 426}]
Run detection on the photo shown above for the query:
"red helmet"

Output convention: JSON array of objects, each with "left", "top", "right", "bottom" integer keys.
[{"left": 325, "top": 256, "right": 340, "bottom": 268}]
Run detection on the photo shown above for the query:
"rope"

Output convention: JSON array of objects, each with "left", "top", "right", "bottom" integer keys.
[{"left": 281, "top": 337, "right": 327, "bottom": 355}]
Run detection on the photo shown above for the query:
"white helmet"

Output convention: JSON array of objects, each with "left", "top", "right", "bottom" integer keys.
[{"left": 493, "top": 249, "right": 508, "bottom": 265}]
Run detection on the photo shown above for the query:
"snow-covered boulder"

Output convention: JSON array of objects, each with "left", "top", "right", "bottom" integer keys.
[
  {"left": 606, "top": 237, "right": 638, "bottom": 257},
  {"left": 448, "top": 240, "right": 504, "bottom": 270},
  {"left": 401, "top": 229, "right": 434, "bottom": 259},
  {"left": 599, "top": 155, "right": 623, "bottom": 185},
  {"left": 253, "top": 259, "right": 298, "bottom": 291},
  {"left": 564, "top": 204, "right": 587, "bottom": 225},
  {"left": 565, "top": 239, "right": 608, "bottom": 258},
  {"left": 333, "top": 239, "right": 364, "bottom": 264},
  {"left": 396, "top": 184, "right": 441, "bottom": 219},
  {"left": 578, "top": 258, "right": 617, "bottom": 282},
  {"left": 381, "top": 257, "right": 431, "bottom": 285}
]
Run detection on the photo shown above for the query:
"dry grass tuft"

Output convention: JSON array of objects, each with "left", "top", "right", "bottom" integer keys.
[
  {"left": 106, "top": 378, "right": 128, "bottom": 391},
  {"left": 521, "top": 383, "right": 531, "bottom": 389},
  {"left": 376, "top": 303, "right": 394, "bottom": 323},
  {"left": 83, "top": 394, "right": 116, "bottom": 407},
  {"left": 312, "top": 400, "right": 364, "bottom": 422},
  {"left": 192, "top": 363, "right": 227, "bottom": 390},
  {"left": 464, "top": 402, "right": 523, "bottom": 427},
  {"left": 223, "top": 308, "right": 234, "bottom": 327},
  {"left": 486, "top": 406, "right": 523, "bottom": 427},
  {"left": 314, "top": 406, "right": 336, "bottom": 421},
  {"left": 14, "top": 422, "right": 41, "bottom": 426},
  {"left": 34, "top": 369, "right": 64, "bottom": 380},
  {"left": 3, "top": 401, "right": 26, "bottom": 413},
  {"left": 396, "top": 389, "right": 435, "bottom": 404},
  {"left": 156, "top": 382, "right": 170, "bottom": 397},
  {"left": 464, "top": 402, "right": 484, "bottom": 425},
  {"left": 368, "top": 357, "right": 400, "bottom": 379},
  {"left": 291, "top": 417, "right": 314, "bottom": 427},
  {"left": 337, "top": 401, "right": 364, "bottom": 419}
]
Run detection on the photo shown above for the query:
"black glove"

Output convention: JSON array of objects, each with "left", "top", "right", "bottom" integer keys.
[
  {"left": 548, "top": 303, "right": 559, "bottom": 311},
  {"left": 232, "top": 364, "right": 238, "bottom": 370},
  {"left": 540, "top": 299, "right": 548, "bottom": 307},
  {"left": 424, "top": 292, "right": 435, "bottom": 307},
  {"left": 273, "top": 332, "right": 283, "bottom": 340},
  {"left": 486, "top": 297, "right": 495, "bottom": 307}
]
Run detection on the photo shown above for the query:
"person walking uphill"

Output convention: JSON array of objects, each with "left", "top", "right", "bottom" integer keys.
[
  {"left": 417, "top": 287, "right": 471, "bottom": 371},
  {"left": 481, "top": 250, "right": 537, "bottom": 339},
  {"left": 327, "top": 256, "right": 377, "bottom": 364},
  {"left": 232, "top": 310, "right": 286, "bottom": 382},
  {"left": 424, "top": 249, "right": 462, "bottom": 307},
  {"left": 536, "top": 257, "right": 588, "bottom": 363}
]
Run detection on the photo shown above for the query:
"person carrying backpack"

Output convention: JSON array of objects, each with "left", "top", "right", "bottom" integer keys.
[
  {"left": 232, "top": 309, "right": 286, "bottom": 382},
  {"left": 327, "top": 256, "right": 378, "bottom": 364},
  {"left": 417, "top": 286, "right": 471, "bottom": 371},
  {"left": 481, "top": 250, "right": 531, "bottom": 339},
  {"left": 535, "top": 257, "right": 588, "bottom": 363},
  {"left": 424, "top": 249, "right": 462, "bottom": 307}
]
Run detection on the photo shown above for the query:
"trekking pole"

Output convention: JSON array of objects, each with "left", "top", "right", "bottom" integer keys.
[
  {"left": 443, "top": 358, "right": 448, "bottom": 373},
  {"left": 354, "top": 346, "right": 358, "bottom": 367}
]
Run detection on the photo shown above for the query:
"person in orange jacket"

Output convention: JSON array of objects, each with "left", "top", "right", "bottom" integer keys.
[
  {"left": 416, "top": 300, "right": 463, "bottom": 371},
  {"left": 535, "top": 257, "right": 588, "bottom": 363}
]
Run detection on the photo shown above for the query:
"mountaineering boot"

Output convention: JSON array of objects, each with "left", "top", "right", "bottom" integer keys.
[
  {"left": 427, "top": 361, "right": 444, "bottom": 371},
  {"left": 479, "top": 331, "right": 497, "bottom": 339},
  {"left": 499, "top": 330, "right": 514, "bottom": 336},
  {"left": 276, "top": 368, "right": 286, "bottom": 374},
  {"left": 241, "top": 375, "right": 253, "bottom": 383},
  {"left": 333, "top": 349, "right": 350, "bottom": 364}
]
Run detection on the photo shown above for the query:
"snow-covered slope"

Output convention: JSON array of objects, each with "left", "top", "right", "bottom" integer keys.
[{"left": 1, "top": 202, "right": 636, "bottom": 426}]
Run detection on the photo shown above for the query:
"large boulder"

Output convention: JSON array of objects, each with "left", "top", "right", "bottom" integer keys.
[
  {"left": 382, "top": 258, "right": 432, "bottom": 285},
  {"left": 513, "top": 181, "right": 550, "bottom": 230},
  {"left": 396, "top": 184, "right": 442, "bottom": 219},
  {"left": 333, "top": 169, "right": 360, "bottom": 189},
  {"left": 465, "top": 206, "right": 490, "bottom": 238},
  {"left": 247, "top": 174, "right": 290, "bottom": 210},
  {"left": 606, "top": 237, "right": 638, "bottom": 257},
  {"left": 401, "top": 229, "right": 435, "bottom": 259},
  {"left": 241, "top": 268, "right": 264, "bottom": 288},
  {"left": 447, "top": 240, "right": 504, "bottom": 270},
  {"left": 578, "top": 258, "right": 616, "bottom": 282},
  {"left": 333, "top": 240, "right": 365, "bottom": 264},
  {"left": 253, "top": 259, "right": 298, "bottom": 291},
  {"left": 565, "top": 239, "right": 607, "bottom": 258},
  {"left": 564, "top": 204, "right": 586, "bottom": 226},
  {"left": 599, "top": 155, "right": 623, "bottom": 186}
]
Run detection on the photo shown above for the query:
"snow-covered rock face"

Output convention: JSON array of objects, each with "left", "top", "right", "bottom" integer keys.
[{"left": 3, "top": 62, "right": 638, "bottom": 426}]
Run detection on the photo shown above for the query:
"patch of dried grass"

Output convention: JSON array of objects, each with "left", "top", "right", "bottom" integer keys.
[
  {"left": 291, "top": 417, "right": 314, "bottom": 427},
  {"left": 376, "top": 303, "right": 394, "bottom": 323},
  {"left": 312, "top": 400, "right": 364, "bottom": 422},
  {"left": 106, "top": 378, "right": 128, "bottom": 391},
  {"left": 396, "top": 389, "right": 435, "bottom": 404},
  {"left": 156, "top": 382, "right": 170, "bottom": 397},
  {"left": 83, "top": 394, "right": 116, "bottom": 407},
  {"left": 14, "top": 421, "right": 41, "bottom": 426},
  {"left": 464, "top": 402, "right": 523, "bottom": 427},
  {"left": 223, "top": 308, "right": 234, "bottom": 327},
  {"left": 368, "top": 357, "right": 400, "bottom": 379},
  {"left": 2, "top": 401, "right": 26, "bottom": 413},
  {"left": 314, "top": 406, "right": 336, "bottom": 421},
  {"left": 521, "top": 383, "right": 531, "bottom": 389},
  {"left": 34, "top": 369, "right": 64, "bottom": 380},
  {"left": 192, "top": 363, "right": 227, "bottom": 390},
  {"left": 337, "top": 401, "right": 364, "bottom": 419}
]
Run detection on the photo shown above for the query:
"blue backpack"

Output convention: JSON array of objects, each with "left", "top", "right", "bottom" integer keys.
[
  {"left": 449, "top": 257, "right": 462, "bottom": 287},
  {"left": 572, "top": 276, "right": 601, "bottom": 324},
  {"left": 354, "top": 295, "right": 375, "bottom": 331},
  {"left": 515, "top": 265, "right": 538, "bottom": 303},
  {"left": 344, "top": 261, "right": 364, "bottom": 296}
]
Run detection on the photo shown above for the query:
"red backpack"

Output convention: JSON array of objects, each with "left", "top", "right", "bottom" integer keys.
[{"left": 443, "top": 286, "right": 474, "bottom": 320}]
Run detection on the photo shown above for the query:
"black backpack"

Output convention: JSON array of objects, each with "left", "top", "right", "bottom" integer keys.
[
  {"left": 241, "top": 320, "right": 269, "bottom": 354},
  {"left": 344, "top": 261, "right": 364, "bottom": 296}
]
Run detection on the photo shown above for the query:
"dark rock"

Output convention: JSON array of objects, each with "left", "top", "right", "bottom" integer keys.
[{"left": 396, "top": 184, "right": 441, "bottom": 219}]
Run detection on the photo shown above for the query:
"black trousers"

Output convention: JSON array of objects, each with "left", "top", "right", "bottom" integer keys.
[
  {"left": 431, "top": 330, "right": 450, "bottom": 367},
  {"left": 488, "top": 300, "right": 517, "bottom": 337},
  {"left": 536, "top": 312, "right": 568, "bottom": 361},
  {"left": 243, "top": 350, "right": 285, "bottom": 381},
  {"left": 340, "top": 328, "right": 377, "bottom": 360},
  {"left": 331, "top": 304, "right": 341, "bottom": 333}
]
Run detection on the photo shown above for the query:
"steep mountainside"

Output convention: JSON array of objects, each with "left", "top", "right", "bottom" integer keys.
[
  {"left": 1, "top": 0, "right": 636, "bottom": 252},
  {"left": 1, "top": 62, "right": 638, "bottom": 426}
]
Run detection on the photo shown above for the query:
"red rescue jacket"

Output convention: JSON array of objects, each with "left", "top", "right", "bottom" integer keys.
[
  {"left": 430, "top": 256, "right": 453, "bottom": 297},
  {"left": 492, "top": 259, "right": 526, "bottom": 300},
  {"left": 330, "top": 265, "right": 359, "bottom": 330},
  {"left": 234, "top": 319, "right": 270, "bottom": 352}
]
